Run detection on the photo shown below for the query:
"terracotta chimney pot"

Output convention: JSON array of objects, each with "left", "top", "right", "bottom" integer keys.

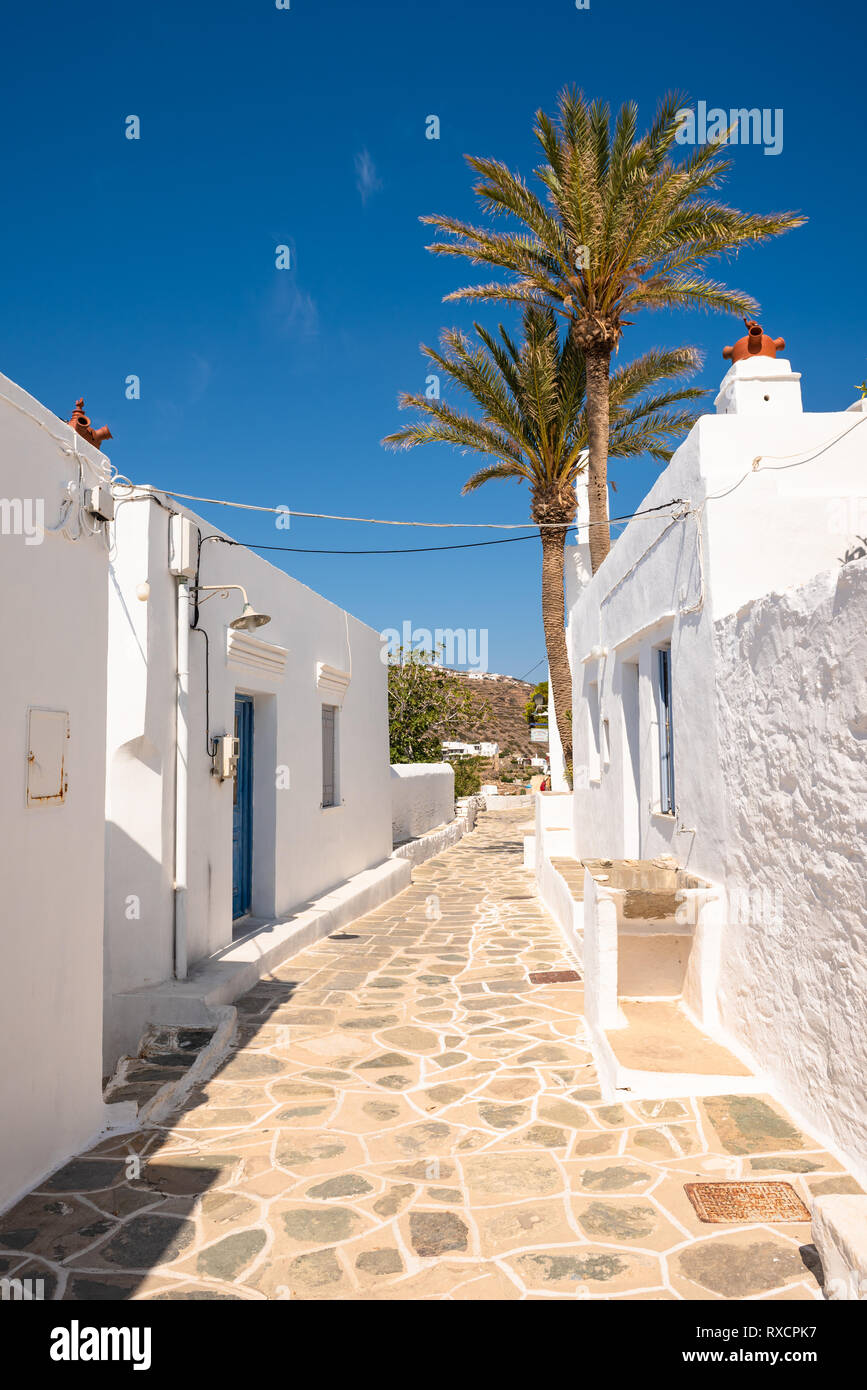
[
  {"left": 723, "top": 320, "right": 786, "bottom": 364},
  {"left": 68, "top": 398, "right": 112, "bottom": 450}
]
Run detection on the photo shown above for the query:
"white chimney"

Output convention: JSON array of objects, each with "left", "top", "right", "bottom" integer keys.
[
  {"left": 715, "top": 356, "right": 803, "bottom": 416},
  {"left": 569, "top": 455, "right": 593, "bottom": 597},
  {"left": 714, "top": 320, "right": 802, "bottom": 416}
]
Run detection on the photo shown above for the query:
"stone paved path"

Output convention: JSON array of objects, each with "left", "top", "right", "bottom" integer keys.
[{"left": 2, "top": 810, "right": 859, "bottom": 1300}]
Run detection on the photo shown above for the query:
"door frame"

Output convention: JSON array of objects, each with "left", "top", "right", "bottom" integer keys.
[
  {"left": 619, "top": 656, "right": 641, "bottom": 858},
  {"left": 232, "top": 694, "right": 254, "bottom": 918}
]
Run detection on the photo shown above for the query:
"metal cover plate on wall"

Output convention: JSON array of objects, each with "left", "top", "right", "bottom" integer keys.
[
  {"left": 684, "top": 1181, "right": 811, "bottom": 1224},
  {"left": 27, "top": 708, "right": 69, "bottom": 806}
]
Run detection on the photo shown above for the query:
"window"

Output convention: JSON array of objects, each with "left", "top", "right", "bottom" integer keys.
[
  {"left": 321, "top": 704, "right": 338, "bottom": 807},
  {"left": 656, "top": 646, "right": 675, "bottom": 814},
  {"left": 587, "top": 679, "right": 601, "bottom": 780}
]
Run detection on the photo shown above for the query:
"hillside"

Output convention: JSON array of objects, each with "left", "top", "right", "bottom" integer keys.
[{"left": 444, "top": 670, "right": 541, "bottom": 759}]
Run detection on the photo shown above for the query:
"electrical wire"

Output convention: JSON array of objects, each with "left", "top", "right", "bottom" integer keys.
[
  {"left": 133, "top": 484, "right": 674, "bottom": 532},
  {"left": 216, "top": 531, "right": 544, "bottom": 555},
  {"left": 187, "top": 499, "right": 687, "bottom": 556},
  {"left": 519, "top": 657, "right": 547, "bottom": 681},
  {"left": 703, "top": 412, "right": 867, "bottom": 504},
  {"left": 141, "top": 486, "right": 570, "bottom": 527},
  {"left": 127, "top": 411, "right": 867, "bottom": 532}
]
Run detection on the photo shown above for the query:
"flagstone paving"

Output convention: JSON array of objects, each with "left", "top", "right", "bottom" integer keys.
[{"left": 1, "top": 808, "right": 859, "bottom": 1301}]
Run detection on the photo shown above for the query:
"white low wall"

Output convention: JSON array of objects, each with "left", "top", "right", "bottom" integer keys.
[
  {"left": 391, "top": 819, "right": 465, "bottom": 867},
  {"left": 533, "top": 793, "right": 583, "bottom": 962},
  {"left": 390, "top": 762, "right": 454, "bottom": 844},
  {"left": 483, "top": 792, "right": 535, "bottom": 810},
  {"left": 812, "top": 1196, "right": 867, "bottom": 1300}
]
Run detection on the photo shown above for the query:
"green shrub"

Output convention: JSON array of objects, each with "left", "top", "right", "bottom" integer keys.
[{"left": 453, "top": 756, "right": 483, "bottom": 798}]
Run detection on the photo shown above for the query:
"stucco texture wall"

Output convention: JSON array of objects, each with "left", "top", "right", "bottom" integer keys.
[
  {"left": 713, "top": 561, "right": 867, "bottom": 1171},
  {"left": 390, "top": 762, "right": 455, "bottom": 844}
]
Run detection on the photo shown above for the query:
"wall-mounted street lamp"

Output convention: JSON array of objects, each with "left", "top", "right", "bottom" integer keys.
[{"left": 194, "top": 584, "right": 271, "bottom": 632}]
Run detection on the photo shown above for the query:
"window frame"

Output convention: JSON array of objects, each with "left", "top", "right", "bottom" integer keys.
[
  {"left": 655, "top": 645, "right": 676, "bottom": 815},
  {"left": 587, "top": 676, "right": 602, "bottom": 782},
  {"left": 321, "top": 703, "right": 339, "bottom": 809}
]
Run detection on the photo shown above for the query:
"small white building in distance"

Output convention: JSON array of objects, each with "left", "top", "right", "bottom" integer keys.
[{"left": 442, "top": 740, "right": 499, "bottom": 758}]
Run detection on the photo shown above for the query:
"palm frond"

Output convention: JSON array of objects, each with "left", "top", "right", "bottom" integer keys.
[
  {"left": 422, "top": 86, "right": 804, "bottom": 342},
  {"left": 626, "top": 274, "right": 760, "bottom": 315},
  {"left": 461, "top": 462, "right": 534, "bottom": 493},
  {"left": 609, "top": 346, "right": 702, "bottom": 404},
  {"left": 383, "top": 309, "right": 706, "bottom": 498}
]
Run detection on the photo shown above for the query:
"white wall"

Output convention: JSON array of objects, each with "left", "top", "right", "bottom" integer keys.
[
  {"left": 550, "top": 499, "right": 592, "bottom": 794},
  {"left": 713, "top": 561, "right": 867, "bottom": 1171},
  {"left": 569, "top": 399, "right": 867, "bottom": 881},
  {"left": 104, "top": 493, "right": 393, "bottom": 1067},
  {"left": 391, "top": 762, "right": 455, "bottom": 843},
  {"left": 569, "top": 422, "right": 725, "bottom": 873},
  {"left": 0, "top": 373, "right": 109, "bottom": 1210},
  {"left": 547, "top": 668, "right": 564, "bottom": 790}
]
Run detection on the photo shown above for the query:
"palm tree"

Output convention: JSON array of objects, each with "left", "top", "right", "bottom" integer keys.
[
  {"left": 423, "top": 89, "right": 805, "bottom": 572},
  {"left": 382, "top": 305, "right": 705, "bottom": 774}
]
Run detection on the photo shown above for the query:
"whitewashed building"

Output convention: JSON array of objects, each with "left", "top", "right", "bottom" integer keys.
[
  {"left": 104, "top": 489, "right": 404, "bottom": 1069},
  {"left": 540, "top": 333, "right": 867, "bottom": 1179},
  {"left": 0, "top": 374, "right": 113, "bottom": 1210},
  {"left": 0, "top": 372, "right": 406, "bottom": 1208}
]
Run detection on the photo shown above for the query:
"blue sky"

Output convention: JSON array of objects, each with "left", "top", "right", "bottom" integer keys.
[{"left": 2, "top": 0, "right": 862, "bottom": 678}]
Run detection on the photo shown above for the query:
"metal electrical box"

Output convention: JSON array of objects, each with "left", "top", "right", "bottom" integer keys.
[
  {"left": 27, "top": 708, "right": 69, "bottom": 806},
  {"left": 169, "top": 513, "right": 197, "bottom": 577},
  {"left": 213, "top": 734, "right": 240, "bottom": 782},
  {"left": 84, "top": 485, "right": 115, "bottom": 522}
]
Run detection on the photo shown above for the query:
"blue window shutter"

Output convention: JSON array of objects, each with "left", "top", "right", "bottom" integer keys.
[
  {"left": 657, "top": 648, "right": 675, "bottom": 814},
  {"left": 322, "top": 705, "right": 337, "bottom": 806}
]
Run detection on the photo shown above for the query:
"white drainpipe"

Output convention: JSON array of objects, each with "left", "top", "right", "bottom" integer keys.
[{"left": 174, "top": 574, "right": 190, "bottom": 980}]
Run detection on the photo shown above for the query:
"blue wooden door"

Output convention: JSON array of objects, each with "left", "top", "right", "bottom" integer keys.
[{"left": 232, "top": 695, "right": 254, "bottom": 918}]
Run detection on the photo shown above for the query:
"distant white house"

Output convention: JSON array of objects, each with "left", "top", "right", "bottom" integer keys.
[
  {"left": 545, "top": 334, "right": 867, "bottom": 1179},
  {"left": 442, "top": 739, "right": 498, "bottom": 758}
]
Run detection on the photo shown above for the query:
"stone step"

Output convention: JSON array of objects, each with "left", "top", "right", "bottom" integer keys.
[
  {"left": 103, "top": 1025, "right": 217, "bottom": 1112},
  {"left": 598, "top": 999, "right": 759, "bottom": 1100},
  {"left": 584, "top": 857, "right": 708, "bottom": 893},
  {"left": 550, "top": 856, "right": 586, "bottom": 899}
]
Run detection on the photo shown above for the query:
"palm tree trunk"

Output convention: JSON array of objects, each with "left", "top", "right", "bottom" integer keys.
[
  {"left": 540, "top": 524, "right": 573, "bottom": 780},
  {"left": 584, "top": 347, "right": 612, "bottom": 573}
]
